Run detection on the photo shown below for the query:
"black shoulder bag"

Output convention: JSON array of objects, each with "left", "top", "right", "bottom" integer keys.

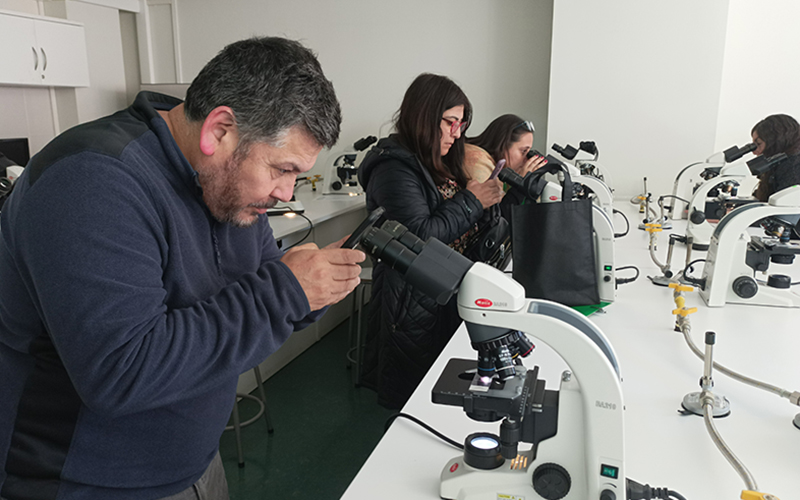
[{"left": 462, "top": 204, "right": 511, "bottom": 270}]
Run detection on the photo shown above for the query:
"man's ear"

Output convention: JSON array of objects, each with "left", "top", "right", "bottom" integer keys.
[{"left": 198, "top": 106, "right": 238, "bottom": 157}]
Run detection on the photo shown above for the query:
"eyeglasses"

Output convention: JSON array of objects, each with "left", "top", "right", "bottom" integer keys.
[
  {"left": 515, "top": 120, "right": 535, "bottom": 133},
  {"left": 442, "top": 117, "right": 468, "bottom": 135}
]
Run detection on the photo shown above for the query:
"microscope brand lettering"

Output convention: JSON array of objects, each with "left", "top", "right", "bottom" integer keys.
[
  {"left": 475, "top": 298, "right": 493, "bottom": 308},
  {"left": 449, "top": 463, "right": 459, "bottom": 473},
  {"left": 596, "top": 400, "right": 617, "bottom": 410},
  {"left": 549, "top": 195, "right": 559, "bottom": 201}
]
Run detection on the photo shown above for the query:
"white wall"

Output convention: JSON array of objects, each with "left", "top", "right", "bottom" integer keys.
[
  {"left": 548, "top": 0, "right": 731, "bottom": 199},
  {"left": 169, "top": 0, "right": 554, "bottom": 173},
  {"left": 714, "top": 0, "right": 800, "bottom": 150}
]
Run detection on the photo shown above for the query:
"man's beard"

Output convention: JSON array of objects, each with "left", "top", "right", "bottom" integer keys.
[{"left": 196, "top": 153, "right": 277, "bottom": 228}]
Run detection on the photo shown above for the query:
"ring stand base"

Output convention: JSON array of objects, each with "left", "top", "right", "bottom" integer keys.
[
  {"left": 648, "top": 275, "right": 673, "bottom": 287},
  {"left": 681, "top": 392, "right": 731, "bottom": 418}
]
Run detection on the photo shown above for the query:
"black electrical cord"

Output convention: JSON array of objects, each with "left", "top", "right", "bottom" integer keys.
[
  {"left": 615, "top": 265, "right": 639, "bottom": 285},
  {"left": 282, "top": 213, "right": 314, "bottom": 251},
  {"left": 613, "top": 208, "right": 630, "bottom": 238},
  {"left": 627, "top": 478, "right": 688, "bottom": 500},
  {"left": 681, "top": 258, "right": 707, "bottom": 289},
  {"left": 384, "top": 412, "right": 464, "bottom": 451}
]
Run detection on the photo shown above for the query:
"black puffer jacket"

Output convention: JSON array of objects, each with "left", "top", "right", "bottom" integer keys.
[{"left": 357, "top": 136, "right": 484, "bottom": 409}]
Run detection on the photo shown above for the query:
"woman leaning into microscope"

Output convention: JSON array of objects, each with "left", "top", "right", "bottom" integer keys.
[
  {"left": 357, "top": 73, "right": 506, "bottom": 409},
  {"left": 464, "top": 113, "right": 548, "bottom": 220},
  {"left": 751, "top": 113, "right": 800, "bottom": 201}
]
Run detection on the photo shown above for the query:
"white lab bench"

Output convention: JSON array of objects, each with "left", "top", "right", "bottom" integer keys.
[
  {"left": 341, "top": 201, "right": 800, "bottom": 500},
  {"left": 236, "top": 183, "right": 366, "bottom": 392}
]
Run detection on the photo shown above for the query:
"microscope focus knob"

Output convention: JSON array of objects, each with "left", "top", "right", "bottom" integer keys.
[
  {"left": 600, "top": 489, "right": 616, "bottom": 500},
  {"left": 732, "top": 276, "right": 758, "bottom": 299},
  {"left": 689, "top": 209, "right": 706, "bottom": 225},
  {"left": 532, "top": 463, "right": 571, "bottom": 500}
]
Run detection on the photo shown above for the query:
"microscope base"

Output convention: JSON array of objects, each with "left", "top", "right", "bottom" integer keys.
[
  {"left": 682, "top": 392, "right": 731, "bottom": 418},
  {"left": 793, "top": 414, "right": 800, "bottom": 430}
]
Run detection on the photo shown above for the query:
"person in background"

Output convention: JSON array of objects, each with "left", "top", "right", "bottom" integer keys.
[
  {"left": 357, "top": 73, "right": 505, "bottom": 409},
  {"left": 465, "top": 113, "right": 547, "bottom": 183},
  {"left": 0, "top": 37, "right": 364, "bottom": 500},
  {"left": 751, "top": 113, "right": 800, "bottom": 201}
]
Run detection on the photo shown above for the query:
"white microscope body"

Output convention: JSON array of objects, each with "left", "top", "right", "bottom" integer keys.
[
  {"left": 322, "top": 149, "right": 364, "bottom": 195},
  {"left": 438, "top": 263, "right": 626, "bottom": 500},
  {"left": 540, "top": 180, "right": 616, "bottom": 303},
  {"left": 551, "top": 142, "right": 615, "bottom": 192},
  {"left": 669, "top": 143, "right": 756, "bottom": 220},
  {"left": 684, "top": 160, "right": 759, "bottom": 250},
  {"left": 700, "top": 186, "right": 800, "bottom": 308},
  {"left": 322, "top": 136, "right": 377, "bottom": 196}
]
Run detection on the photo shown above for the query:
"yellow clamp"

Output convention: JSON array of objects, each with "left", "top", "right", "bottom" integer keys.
[
  {"left": 672, "top": 307, "right": 697, "bottom": 317},
  {"left": 669, "top": 283, "right": 694, "bottom": 292},
  {"left": 309, "top": 174, "right": 323, "bottom": 191},
  {"left": 644, "top": 223, "right": 662, "bottom": 233},
  {"left": 741, "top": 490, "right": 780, "bottom": 500}
]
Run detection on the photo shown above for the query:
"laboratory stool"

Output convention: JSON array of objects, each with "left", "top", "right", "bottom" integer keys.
[
  {"left": 346, "top": 266, "right": 373, "bottom": 387},
  {"left": 225, "top": 366, "right": 273, "bottom": 467}
]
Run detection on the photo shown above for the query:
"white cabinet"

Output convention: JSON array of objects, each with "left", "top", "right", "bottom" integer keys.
[
  {"left": 0, "top": 14, "right": 38, "bottom": 85},
  {"left": 0, "top": 10, "right": 89, "bottom": 88}
]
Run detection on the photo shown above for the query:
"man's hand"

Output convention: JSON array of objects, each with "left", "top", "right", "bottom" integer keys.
[{"left": 281, "top": 235, "right": 366, "bottom": 311}]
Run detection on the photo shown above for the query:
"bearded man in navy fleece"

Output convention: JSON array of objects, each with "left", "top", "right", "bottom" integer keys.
[{"left": 0, "top": 37, "right": 364, "bottom": 500}]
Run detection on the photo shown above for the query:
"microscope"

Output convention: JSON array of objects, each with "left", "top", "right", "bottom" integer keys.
[
  {"left": 551, "top": 141, "right": 615, "bottom": 192},
  {"left": 348, "top": 210, "right": 626, "bottom": 500},
  {"left": 668, "top": 142, "right": 756, "bottom": 220},
  {"left": 698, "top": 185, "right": 800, "bottom": 308},
  {"left": 322, "top": 135, "right": 377, "bottom": 195},
  {"left": 499, "top": 161, "right": 617, "bottom": 303},
  {"left": 683, "top": 151, "right": 764, "bottom": 250}
]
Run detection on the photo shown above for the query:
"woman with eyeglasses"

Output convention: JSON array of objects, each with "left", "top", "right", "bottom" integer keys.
[
  {"left": 357, "top": 73, "right": 505, "bottom": 409},
  {"left": 465, "top": 114, "right": 547, "bottom": 184},
  {"left": 751, "top": 114, "right": 800, "bottom": 202}
]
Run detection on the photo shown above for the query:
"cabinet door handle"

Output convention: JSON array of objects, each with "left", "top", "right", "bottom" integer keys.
[
  {"left": 41, "top": 48, "right": 47, "bottom": 72},
  {"left": 32, "top": 46, "right": 38, "bottom": 71}
]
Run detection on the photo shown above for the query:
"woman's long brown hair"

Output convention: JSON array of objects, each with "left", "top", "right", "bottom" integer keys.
[{"left": 394, "top": 74, "right": 472, "bottom": 187}]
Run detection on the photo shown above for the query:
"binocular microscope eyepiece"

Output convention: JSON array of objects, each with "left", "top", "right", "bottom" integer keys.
[{"left": 346, "top": 207, "right": 534, "bottom": 382}]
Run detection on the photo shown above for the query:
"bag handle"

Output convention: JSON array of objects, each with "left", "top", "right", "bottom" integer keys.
[{"left": 532, "top": 155, "right": 573, "bottom": 199}]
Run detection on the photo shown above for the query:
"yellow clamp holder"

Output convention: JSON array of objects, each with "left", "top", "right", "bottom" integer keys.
[
  {"left": 672, "top": 307, "right": 697, "bottom": 317},
  {"left": 668, "top": 283, "right": 694, "bottom": 293},
  {"left": 741, "top": 491, "right": 780, "bottom": 500},
  {"left": 644, "top": 222, "right": 662, "bottom": 233}
]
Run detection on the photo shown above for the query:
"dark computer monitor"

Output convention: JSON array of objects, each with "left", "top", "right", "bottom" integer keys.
[{"left": 0, "top": 138, "right": 31, "bottom": 167}]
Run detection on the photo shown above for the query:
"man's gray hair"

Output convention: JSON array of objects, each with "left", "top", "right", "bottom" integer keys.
[{"left": 184, "top": 37, "right": 341, "bottom": 151}]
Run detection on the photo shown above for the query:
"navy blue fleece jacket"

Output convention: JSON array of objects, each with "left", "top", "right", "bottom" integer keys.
[{"left": 0, "top": 92, "right": 321, "bottom": 499}]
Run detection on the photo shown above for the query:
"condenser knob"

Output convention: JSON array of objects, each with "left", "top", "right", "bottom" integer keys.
[
  {"left": 532, "top": 463, "right": 571, "bottom": 500},
  {"left": 732, "top": 276, "right": 758, "bottom": 299},
  {"left": 331, "top": 181, "right": 342, "bottom": 191}
]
